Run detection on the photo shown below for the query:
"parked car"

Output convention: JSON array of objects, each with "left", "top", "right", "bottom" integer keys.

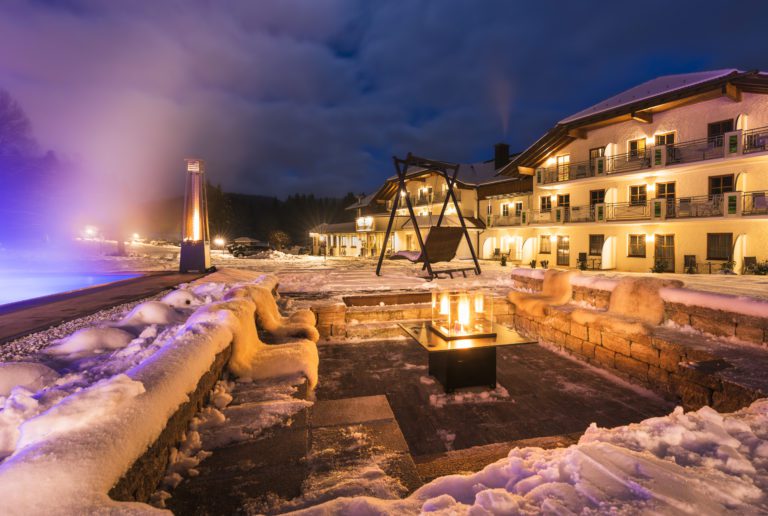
[{"left": 226, "top": 237, "right": 273, "bottom": 257}]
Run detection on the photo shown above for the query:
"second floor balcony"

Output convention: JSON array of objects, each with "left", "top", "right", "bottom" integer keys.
[
  {"left": 535, "top": 126, "right": 768, "bottom": 185},
  {"left": 521, "top": 190, "right": 768, "bottom": 225}
]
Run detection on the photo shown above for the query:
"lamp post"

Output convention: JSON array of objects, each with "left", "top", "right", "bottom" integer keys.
[{"left": 179, "top": 158, "right": 213, "bottom": 273}]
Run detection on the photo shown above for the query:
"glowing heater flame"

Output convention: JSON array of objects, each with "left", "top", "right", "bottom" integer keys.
[
  {"left": 439, "top": 293, "right": 450, "bottom": 315},
  {"left": 474, "top": 292, "right": 484, "bottom": 313},
  {"left": 192, "top": 207, "right": 201, "bottom": 241},
  {"left": 457, "top": 294, "right": 470, "bottom": 333}
]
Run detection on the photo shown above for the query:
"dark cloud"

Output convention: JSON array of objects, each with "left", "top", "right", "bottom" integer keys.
[{"left": 1, "top": 0, "right": 767, "bottom": 208}]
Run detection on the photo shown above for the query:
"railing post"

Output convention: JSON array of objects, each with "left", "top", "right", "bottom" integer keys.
[
  {"left": 724, "top": 191, "right": 742, "bottom": 216},
  {"left": 725, "top": 130, "right": 743, "bottom": 157}
]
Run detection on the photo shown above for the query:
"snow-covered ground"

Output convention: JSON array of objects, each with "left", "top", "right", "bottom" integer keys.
[{"left": 32, "top": 240, "right": 768, "bottom": 300}]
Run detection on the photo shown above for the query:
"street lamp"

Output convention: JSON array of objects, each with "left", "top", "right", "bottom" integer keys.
[{"left": 179, "top": 158, "right": 213, "bottom": 273}]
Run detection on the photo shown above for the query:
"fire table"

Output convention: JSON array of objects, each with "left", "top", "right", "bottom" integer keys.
[{"left": 398, "top": 290, "right": 536, "bottom": 392}]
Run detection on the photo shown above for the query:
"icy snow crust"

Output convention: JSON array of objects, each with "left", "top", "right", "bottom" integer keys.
[
  {"left": 292, "top": 400, "right": 768, "bottom": 515},
  {"left": 0, "top": 270, "right": 319, "bottom": 515}
]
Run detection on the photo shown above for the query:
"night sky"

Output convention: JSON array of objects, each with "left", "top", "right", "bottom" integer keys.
[{"left": 2, "top": 0, "right": 767, "bottom": 201}]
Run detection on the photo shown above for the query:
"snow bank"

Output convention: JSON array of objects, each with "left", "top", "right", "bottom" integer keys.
[
  {"left": 292, "top": 399, "right": 768, "bottom": 514},
  {"left": 160, "top": 289, "right": 203, "bottom": 309}
]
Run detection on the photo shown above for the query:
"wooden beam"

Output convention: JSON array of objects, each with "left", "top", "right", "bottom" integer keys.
[
  {"left": 567, "top": 128, "right": 588, "bottom": 139},
  {"left": 631, "top": 111, "right": 653, "bottom": 123},
  {"left": 723, "top": 82, "right": 742, "bottom": 102}
]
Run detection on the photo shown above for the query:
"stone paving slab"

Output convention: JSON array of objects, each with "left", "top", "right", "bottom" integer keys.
[
  {"left": 310, "top": 394, "right": 395, "bottom": 427},
  {"left": 0, "top": 271, "right": 206, "bottom": 344}
]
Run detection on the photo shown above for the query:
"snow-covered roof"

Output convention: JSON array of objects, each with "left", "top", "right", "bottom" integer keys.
[
  {"left": 345, "top": 192, "right": 376, "bottom": 211},
  {"left": 385, "top": 160, "right": 506, "bottom": 186},
  {"left": 560, "top": 69, "right": 742, "bottom": 124}
]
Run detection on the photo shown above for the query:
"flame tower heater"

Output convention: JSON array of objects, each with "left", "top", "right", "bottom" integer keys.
[{"left": 179, "top": 158, "right": 213, "bottom": 273}]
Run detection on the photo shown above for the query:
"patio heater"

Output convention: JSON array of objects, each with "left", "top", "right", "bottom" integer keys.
[{"left": 179, "top": 158, "right": 212, "bottom": 273}]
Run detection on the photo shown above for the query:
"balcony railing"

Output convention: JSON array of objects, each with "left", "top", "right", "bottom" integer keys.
[
  {"left": 743, "top": 126, "right": 768, "bottom": 154},
  {"left": 411, "top": 191, "right": 460, "bottom": 206},
  {"left": 742, "top": 191, "right": 768, "bottom": 215},
  {"left": 535, "top": 127, "right": 768, "bottom": 185},
  {"left": 605, "top": 201, "right": 652, "bottom": 221},
  {"left": 491, "top": 214, "right": 522, "bottom": 226},
  {"left": 665, "top": 135, "right": 724, "bottom": 165}
]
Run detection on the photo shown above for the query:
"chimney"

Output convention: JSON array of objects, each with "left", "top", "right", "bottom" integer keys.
[{"left": 494, "top": 142, "right": 510, "bottom": 170}]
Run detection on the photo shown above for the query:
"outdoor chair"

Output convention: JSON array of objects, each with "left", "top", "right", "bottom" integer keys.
[
  {"left": 389, "top": 226, "right": 473, "bottom": 279},
  {"left": 743, "top": 256, "right": 758, "bottom": 274},
  {"left": 493, "top": 248, "right": 501, "bottom": 260},
  {"left": 577, "top": 252, "right": 588, "bottom": 269},
  {"left": 684, "top": 255, "right": 699, "bottom": 274}
]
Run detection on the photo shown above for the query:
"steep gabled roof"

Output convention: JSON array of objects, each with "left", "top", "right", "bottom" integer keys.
[
  {"left": 560, "top": 69, "right": 741, "bottom": 124},
  {"left": 500, "top": 69, "right": 768, "bottom": 175}
]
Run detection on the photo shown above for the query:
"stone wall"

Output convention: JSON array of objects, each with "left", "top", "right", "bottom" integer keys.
[
  {"left": 508, "top": 290, "right": 765, "bottom": 412},
  {"left": 511, "top": 271, "right": 768, "bottom": 347},
  {"left": 110, "top": 345, "right": 233, "bottom": 503}
]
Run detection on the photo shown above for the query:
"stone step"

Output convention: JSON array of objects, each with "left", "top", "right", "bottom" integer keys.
[
  {"left": 345, "top": 319, "right": 428, "bottom": 340},
  {"left": 345, "top": 303, "right": 432, "bottom": 323},
  {"left": 412, "top": 432, "right": 583, "bottom": 483}
]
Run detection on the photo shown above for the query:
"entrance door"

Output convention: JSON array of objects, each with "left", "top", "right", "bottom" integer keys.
[
  {"left": 654, "top": 235, "right": 675, "bottom": 272},
  {"left": 556, "top": 236, "right": 570, "bottom": 266}
]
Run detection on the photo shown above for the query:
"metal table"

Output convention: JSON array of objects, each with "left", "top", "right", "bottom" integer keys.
[{"left": 399, "top": 322, "right": 536, "bottom": 392}]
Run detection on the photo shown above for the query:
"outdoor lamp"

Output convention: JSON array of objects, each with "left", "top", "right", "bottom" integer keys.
[{"left": 179, "top": 158, "right": 212, "bottom": 273}]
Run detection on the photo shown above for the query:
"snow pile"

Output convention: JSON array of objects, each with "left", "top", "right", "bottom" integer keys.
[
  {"left": 115, "top": 300, "right": 186, "bottom": 332},
  {"left": 426, "top": 382, "right": 511, "bottom": 408},
  {"left": 0, "top": 362, "right": 59, "bottom": 397},
  {"left": 45, "top": 327, "right": 135, "bottom": 357},
  {"left": 227, "top": 285, "right": 319, "bottom": 342},
  {"left": 294, "top": 399, "right": 768, "bottom": 514},
  {"left": 160, "top": 289, "right": 204, "bottom": 309}
]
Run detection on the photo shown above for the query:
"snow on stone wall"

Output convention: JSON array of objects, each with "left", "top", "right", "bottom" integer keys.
[{"left": 0, "top": 270, "right": 319, "bottom": 515}]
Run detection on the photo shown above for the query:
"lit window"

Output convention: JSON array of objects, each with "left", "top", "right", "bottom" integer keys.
[
  {"left": 628, "top": 235, "right": 646, "bottom": 257},
  {"left": 630, "top": 185, "right": 647, "bottom": 205},
  {"left": 540, "top": 235, "right": 551, "bottom": 254}
]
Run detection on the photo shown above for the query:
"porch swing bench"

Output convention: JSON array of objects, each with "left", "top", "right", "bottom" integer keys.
[
  {"left": 389, "top": 226, "right": 475, "bottom": 279},
  {"left": 376, "top": 153, "right": 482, "bottom": 281}
]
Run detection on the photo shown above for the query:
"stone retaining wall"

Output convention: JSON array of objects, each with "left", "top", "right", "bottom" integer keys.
[
  {"left": 509, "top": 272, "right": 766, "bottom": 412},
  {"left": 510, "top": 272, "right": 768, "bottom": 347},
  {"left": 109, "top": 345, "right": 233, "bottom": 503}
]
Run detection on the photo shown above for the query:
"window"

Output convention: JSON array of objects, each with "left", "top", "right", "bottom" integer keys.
[
  {"left": 629, "top": 138, "right": 646, "bottom": 159},
  {"left": 514, "top": 202, "right": 523, "bottom": 216},
  {"left": 556, "top": 236, "right": 570, "bottom": 266},
  {"left": 556, "top": 155, "right": 570, "bottom": 181},
  {"left": 501, "top": 203, "right": 510, "bottom": 217},
  {"left": 589, "top": 147, "right": 605, "bottom": 159},
  {"left": 707, "top": 233, "right": 733, "bottom": 261},
  {"left": 540, "top": 235, "right": 551, "bottom": 254},
  {"left": 628, "top": 235, "right": 646, "bottom": 257},
  {"left": 630, "top": 185, "right": 647, "bottom": 205},
  {"left": 656, "top": 182, "right": 675, "bottom": 199},
  {"left": 557, "top": 194, "right": 570, "bottom": 208},
  {"left": 590, "top": 189, "right": 605, "bottom": 206},
  {"left": 486, "top": 203, "right": 492, "bottom": 215},
  {"left": 709, "top": 175, "right": 734, "bottom": 197},
  {"left": 708, "top": 119, "right": 733, "bottom": 147},
  {"left": 655, "top": 132, "right": 675, "bottom": 146},
  {"left": 540, "top": 196, "right": 552, "bottom": 212},
  {"left": 589, "top": 234, "right": 604, "bottom": 256}
]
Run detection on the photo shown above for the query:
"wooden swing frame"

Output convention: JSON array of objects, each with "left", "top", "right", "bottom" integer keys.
[{"left": 375, "top": 153, "right": 482, "bottom": 278}]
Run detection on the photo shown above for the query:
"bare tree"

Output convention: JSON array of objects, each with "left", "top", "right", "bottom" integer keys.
[{"left": 268, "top": 229, "right": 290, "bottom": 251}]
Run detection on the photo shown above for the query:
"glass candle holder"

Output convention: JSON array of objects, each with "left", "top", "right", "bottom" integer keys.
[{"left": 430, "top": 289, "right": 495, "bottom": 340}]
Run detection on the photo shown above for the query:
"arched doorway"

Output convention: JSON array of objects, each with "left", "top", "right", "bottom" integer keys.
[{"left": 601, "top": 236, "right": 616, "bottom": 270}]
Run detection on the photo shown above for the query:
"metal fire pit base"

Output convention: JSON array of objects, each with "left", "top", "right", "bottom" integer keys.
[{"left": 428, "top": 346, "right": 496, "bottom": 393}]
